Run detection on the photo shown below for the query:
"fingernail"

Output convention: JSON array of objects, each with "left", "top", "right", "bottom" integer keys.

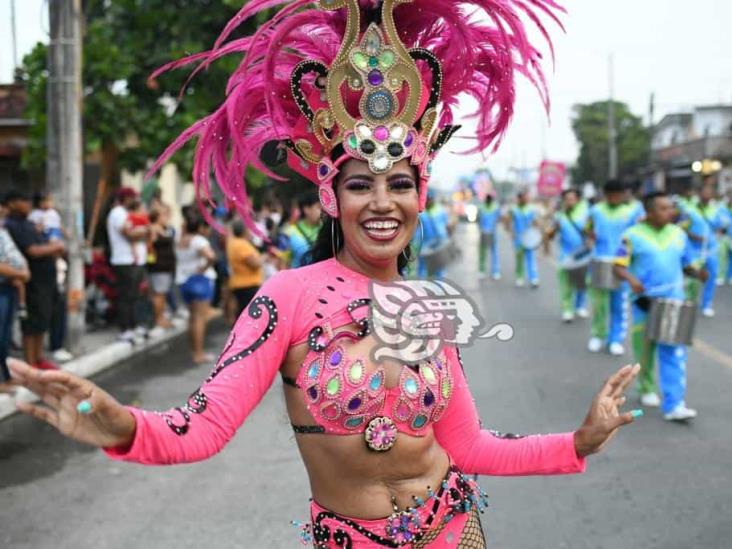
[{"left": 631, "top": 409, "right": 644, "bottom": 419}]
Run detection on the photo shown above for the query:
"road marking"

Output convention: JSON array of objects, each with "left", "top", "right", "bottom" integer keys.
[{"left": 693, "top": 338, "right": 732, "bottom": 370}]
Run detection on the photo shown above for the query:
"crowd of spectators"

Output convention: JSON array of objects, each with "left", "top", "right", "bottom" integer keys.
[{"left": 0, "top": 184, "right": 324, "bottom": 388}]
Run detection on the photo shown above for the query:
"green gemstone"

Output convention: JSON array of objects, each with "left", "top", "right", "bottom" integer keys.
[
  {"left": 326, "top": 376, "right": 340, "bottom": 396},
  {"left": 353, "top": 52, "right": 368, "bottom": 70},
  {"left": 345, "top": 417, "right": 364, "bottom": 428},
  {"left": 368, "top": 56, "right": 379, "bottom": 68},
  {"left": 422, "top": 366, "right": 436, "bottom": 384},
  {"left": 379, "top": 50, "right": 395, "bottom": 68},
  {"left": 413, "top": 414, "right": 428, "bottom": 428},
  {"left": 348, "top": 134, "right": 358, "bottom": 149},
  {"left": 349, "top": 362, "right": 364, "bottom": 383},
  {"left": 441, "top": 379, "right": 451, "bottom": 399}
]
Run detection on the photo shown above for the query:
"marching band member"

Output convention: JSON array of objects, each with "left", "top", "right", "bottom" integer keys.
[
  {"left": 586, "top": 180, "right": 643, "bottom": 356},
  {"left": 694, "top": 184, "right": 726, "bottom": 316},
  {"left": 508, "top": 190, "right": 540, "bottom": 288},
  {"left": 477, "top": 193, "right": 502, "bottom": 280},
  {"left": 614, "top": 192, "right": 706, "bottom": 419},
  {"left": 546, "top": 189, "right": 590, "bottom": 322}
]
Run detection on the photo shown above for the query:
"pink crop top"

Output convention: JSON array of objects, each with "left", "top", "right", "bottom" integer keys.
[{"left": 104, "top": 258, "right": 586, "bottom": 477}]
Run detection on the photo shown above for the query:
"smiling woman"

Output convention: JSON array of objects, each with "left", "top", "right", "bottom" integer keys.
[
  {"left": 308, "top": 158, "right": 420, "bottom": 279},
  {"left": 6, "top": 0, "right": 644, "bottom": 547}
]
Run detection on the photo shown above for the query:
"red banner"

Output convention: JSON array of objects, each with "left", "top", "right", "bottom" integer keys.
[{"left": 537, "top": 161, "right": 566, "bottom": 197}]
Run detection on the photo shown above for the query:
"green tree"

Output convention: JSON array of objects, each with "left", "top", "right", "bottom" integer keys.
[
  {"left": 570, "top": 101, "right": 650, "bottom": 185},
  {"left": 19, "top": 0, "right": 265, "bottom": 184}
]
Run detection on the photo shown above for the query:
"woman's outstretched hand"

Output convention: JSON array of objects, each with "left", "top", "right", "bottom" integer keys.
[
  {"left": 574, "top": 363, "right": 641, "bottom": 458},
  {"left": 7, "top": 359, "right": 137, "bottom": 450}
]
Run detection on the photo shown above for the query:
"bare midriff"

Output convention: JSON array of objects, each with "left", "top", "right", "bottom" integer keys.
[{"left": 280, "top": 339, "right": 451, "bottom": 520}]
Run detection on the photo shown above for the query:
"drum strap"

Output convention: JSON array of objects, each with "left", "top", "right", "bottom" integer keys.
[
  {"left": 294, "top": 221, "right": 316, "bottom": 245},
  {"left": 565, "top": 209, "right": 587, "bottom": 240}
]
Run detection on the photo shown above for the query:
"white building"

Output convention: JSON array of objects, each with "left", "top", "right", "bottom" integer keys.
[{"left": 651, "top": 105, "right": 732, "bottom": 194}]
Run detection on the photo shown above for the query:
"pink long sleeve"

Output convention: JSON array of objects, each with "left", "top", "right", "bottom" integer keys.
[
  {"left": 103, "top": 270, "right": 302, "bottom": 465},
  {"left": 433, "top": 347, "right": 586, "bottom": 476}
]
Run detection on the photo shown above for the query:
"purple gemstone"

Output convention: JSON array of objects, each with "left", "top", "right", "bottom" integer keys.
[
  {"left": 404, "top": 131, "right": 414, "bottom": 147},
  {"left": 424, "top": 389, "right": 435, "bottom": 407},
  {"left": 318, "top": 164, "right": 329, "bottom": 176},
  {"left": 368, "top": 70, "right": 384, "bottom": 86},
  {"left": 307, "top": 386, "right": 318, "bottom": 400},
  {"left": 348, "top": 397, "right": 362, "bottom": 411},
  {"left": 330, "top": 350, "right": 342, "bottom": 365}
]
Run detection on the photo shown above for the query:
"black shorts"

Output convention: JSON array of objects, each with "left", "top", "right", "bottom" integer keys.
[
  {"left": 232, "top": 286, "right": 260, "bottom": 317},
  {"left": 21, "top": 281, "right": 58, "bottom": 335}
]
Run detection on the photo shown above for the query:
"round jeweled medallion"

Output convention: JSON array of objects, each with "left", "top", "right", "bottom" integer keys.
[{"left": 364, "top": 416, "right": 398, "bottom": 451}]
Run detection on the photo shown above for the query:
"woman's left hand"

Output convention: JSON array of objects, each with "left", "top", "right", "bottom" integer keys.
[{"left": 574, "top": 363, "right": 641, "bottom": 457}]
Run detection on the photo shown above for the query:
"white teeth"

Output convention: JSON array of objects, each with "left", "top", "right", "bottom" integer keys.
[{"left": 364, "top": 220, "right": 399, "bottom": 230}]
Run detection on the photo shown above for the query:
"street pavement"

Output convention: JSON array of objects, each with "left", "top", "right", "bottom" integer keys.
[{"left": 1, "top": 222, "right": 731, "bottom": 549}]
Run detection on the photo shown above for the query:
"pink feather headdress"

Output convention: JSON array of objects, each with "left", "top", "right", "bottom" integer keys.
[{"left": 148, "top": 0, "right": 564, "bottom": 230}]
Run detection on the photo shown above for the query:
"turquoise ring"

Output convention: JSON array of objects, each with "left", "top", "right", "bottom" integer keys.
[{"left": 77, "top": 400, "right": 93, "bottom": 415}]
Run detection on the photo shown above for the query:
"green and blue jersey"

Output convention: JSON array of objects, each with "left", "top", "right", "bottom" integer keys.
[
  {"left": 615, "top": 222, "right": 692, "bottom": 300},
  {"left": 588, "top": 201, "right": 643, "bottom": 259}
]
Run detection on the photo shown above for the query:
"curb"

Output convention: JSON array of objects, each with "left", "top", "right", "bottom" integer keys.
[{"left": 0, "top": 321, "right": 190, "bottom": 423}]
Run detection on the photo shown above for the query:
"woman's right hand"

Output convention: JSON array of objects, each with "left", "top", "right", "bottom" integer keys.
[{"left": 7, "top": 359, "right": 137, "bottom": 450}]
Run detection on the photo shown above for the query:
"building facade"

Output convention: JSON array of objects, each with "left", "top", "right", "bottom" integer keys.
[{"left": 651, "top": 105, "right": 732, "bottom": 194}]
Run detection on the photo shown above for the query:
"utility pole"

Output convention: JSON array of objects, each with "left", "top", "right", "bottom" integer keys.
[
  {"left": 47, "top": 0, "right": 85, "bottom": 352},
  {"left": 10, "top": 0, "right": 19, "bottom": 70},
  {"left": 607, "top": 54, "right": 618, "bottom": 180}
]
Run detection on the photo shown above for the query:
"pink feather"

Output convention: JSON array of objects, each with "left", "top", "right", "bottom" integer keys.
[{"left": 148, "top": 0, "right": 564, "bottom": 228}]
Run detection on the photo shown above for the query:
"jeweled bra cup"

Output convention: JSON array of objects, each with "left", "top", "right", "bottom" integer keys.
[{"left": 294, "top": 313, "right": 452, "bottom": 446}]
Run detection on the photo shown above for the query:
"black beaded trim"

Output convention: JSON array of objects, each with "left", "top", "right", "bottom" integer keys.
[
  {"left": 347, "top": 298, "right": 371, "bottom": 337},
  {"left": 489, "top": 429, "right": 526, "bottom": 439},
  {"left": 207, "top": 296, "right": 278, "bottom": 382},
  {"left": 163, "top": 388, "right": 208, "bottom": 436},
  {"left": 429, "top": 124, "right": 461, "bottom": 154},
  {"left": 281, "top": 138, "right": 306, "bottom": 161},
  {"left": 308, "top": 325, "right": 327, "bottom": 353},
  {"left": 290, "top": 60, "right": 329, "bottom": 123},
  {"left": 313, "top": 511, "right": 399, "bottom": 547},
  {"left": 291, "top": 423, "right": 326, "bottom": 434},
  {"left": 409, "top": 48, "right": 442, "bottom": 112}
]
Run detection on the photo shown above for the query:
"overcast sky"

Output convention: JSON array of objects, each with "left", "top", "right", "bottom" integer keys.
[{"left": 2, "top": 0, "right": 731, "bottom": 185}]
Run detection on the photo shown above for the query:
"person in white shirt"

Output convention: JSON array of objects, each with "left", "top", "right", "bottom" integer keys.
[
  {"left": 106, "top": 187, "right": 149, "bottom": 343},
  {"left": 176, "top": 211, "right": 217, "bottom": 364}
]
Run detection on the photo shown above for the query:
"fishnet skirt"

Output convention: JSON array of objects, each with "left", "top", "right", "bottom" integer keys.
[{"left": 414, "top": 506, "right": 486, "bottom": 548}]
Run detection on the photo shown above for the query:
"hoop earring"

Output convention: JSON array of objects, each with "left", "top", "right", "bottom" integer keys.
[
  {"left": 417, "top": 216, "right": 424, "bottom": 255},
  {"left": 331, "top": 217, "right": 340, "bottom": 259}
]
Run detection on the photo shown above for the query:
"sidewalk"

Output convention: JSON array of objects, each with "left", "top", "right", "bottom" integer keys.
[{"left": 0, "top": 317, "right": 192, "bottom": 422}]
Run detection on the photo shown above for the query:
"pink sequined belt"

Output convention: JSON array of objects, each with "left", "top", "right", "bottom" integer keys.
[{"left": 293, "top": 466, "right": 489, "bottom": 548}]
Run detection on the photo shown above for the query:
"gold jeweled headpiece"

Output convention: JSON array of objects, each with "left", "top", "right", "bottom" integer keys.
[{"left": 287, "top": 0, "right": 459, "bottom": 215}]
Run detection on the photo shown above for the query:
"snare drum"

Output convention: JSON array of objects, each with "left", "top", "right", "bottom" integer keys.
[
  {"left": 646, "top": 298, "right": 697, "bottom": 345},
  {"left": 520, "top": 227, "right": 542, "bottom": 250},
  {"left": 590, "top": 258, "right": 619, "bottom": 290},
  {"left": 421, "top": 240, "right": 452, "bottom": 274}
]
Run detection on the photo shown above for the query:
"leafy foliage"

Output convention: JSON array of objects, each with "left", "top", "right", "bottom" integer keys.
[
  {"left": 570, "top": 101, "right": 650, "bottom": 185},
  {"left": 19, "top": 0, "right": 260, "bottom": 180}
]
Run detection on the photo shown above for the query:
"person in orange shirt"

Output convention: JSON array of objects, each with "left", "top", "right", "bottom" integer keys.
[{"left": 226, "top": 219, "right": 264, "bottom": 318}]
